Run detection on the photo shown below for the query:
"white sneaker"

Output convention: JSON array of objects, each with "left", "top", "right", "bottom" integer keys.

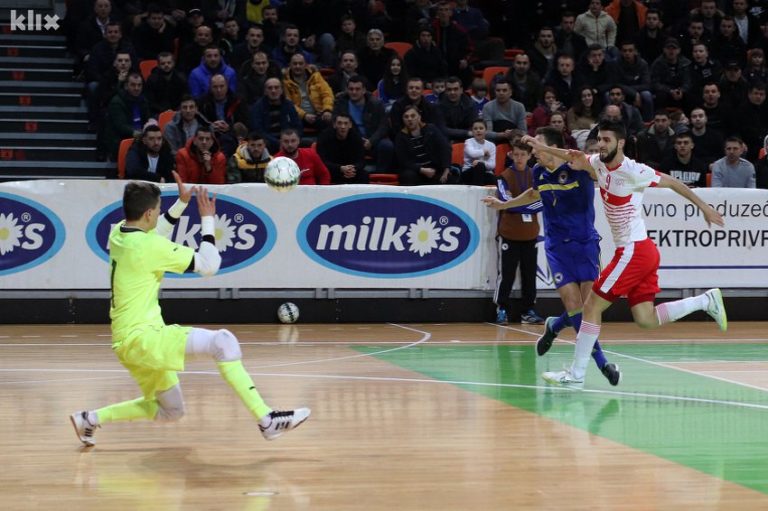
[
  {"left": 705, "top": 288, "right": 728, "bottom": 332},
  {"left": 70, "top": 411, "right": 99, "bottom": 446},
  {"left": 259, "top": 408, "right": 311, "bottom": 440},
  {"left": 542, "top": 369, "right": 584, "bottom": 388}
]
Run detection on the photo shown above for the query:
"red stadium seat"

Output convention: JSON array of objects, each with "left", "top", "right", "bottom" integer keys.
[{"left": 117, "top": 138, "right": 134, "bottom": 179}]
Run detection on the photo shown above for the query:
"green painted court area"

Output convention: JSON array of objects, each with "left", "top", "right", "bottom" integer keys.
[{"left": 356, "top": 343, "right": 768, "bottom": 495}]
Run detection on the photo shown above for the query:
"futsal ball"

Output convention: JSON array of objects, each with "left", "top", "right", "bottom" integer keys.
[
  {"left": 264, "top": 156, "right": 301, "bottom": 192},
  {"left": 277, "top": 302, "right": 300, "bottom": 324}
]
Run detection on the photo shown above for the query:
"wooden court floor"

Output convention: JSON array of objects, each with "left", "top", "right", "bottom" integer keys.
[{"left": 1, "top": 321, "right": 767, "bottom": 510}]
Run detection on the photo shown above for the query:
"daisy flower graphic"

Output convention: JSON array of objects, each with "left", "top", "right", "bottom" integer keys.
[
  {"left": 213, "top": 214, "right": 237, "bottom": 253},
  {"left": 406, "top": 216, "right": 441, "bottom": 257},
  {"left": 0, "top": 212, "right": 24, "bottom": 256}
]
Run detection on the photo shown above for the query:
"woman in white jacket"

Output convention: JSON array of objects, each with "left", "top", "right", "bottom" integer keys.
[{"left": 462, "top": 119, "right": 496, "bottom": 185}]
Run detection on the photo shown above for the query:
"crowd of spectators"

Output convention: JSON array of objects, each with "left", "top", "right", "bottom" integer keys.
[{"left": 59, "top": 0, "right": 768, "bottom": 188}]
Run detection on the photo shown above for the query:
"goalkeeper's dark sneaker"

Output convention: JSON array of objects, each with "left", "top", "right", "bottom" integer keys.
[
  {"left": 601, "top": 363, "right": 621, "bottom": 386},
  {"left": 536, "top": 316, "right": 558, "bottom": 356}
]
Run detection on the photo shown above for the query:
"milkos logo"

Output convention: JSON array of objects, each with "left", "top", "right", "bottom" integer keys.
[
  {"left": 86, "top": 194, "right": 276, "bottom": 277},
  {"left": 0, "top": 192, "right": 65, "bottom": 276},
  {"left": 298, "top": 194, "right": 479, "bottom": 277}
]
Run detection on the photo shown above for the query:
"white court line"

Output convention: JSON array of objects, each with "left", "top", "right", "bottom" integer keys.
[
  {"left": 247, "top": 323, "right": 431, "bottom": 369},
  {"left": 492, "top": 323, "right": 768, "bottom": 393},
  {"left": 0, "top": 375, "right": 125, "bottom": 385},
  {"left": 3, "top": 366, "right": 766, "bottom": 412},
  {"left": 671, "top": 360, "right": 768, "bottom": 364}
]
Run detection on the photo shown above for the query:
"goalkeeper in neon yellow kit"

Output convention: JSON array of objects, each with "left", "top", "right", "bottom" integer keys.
[{"left": 70, "top": 172, "right": 310, "bottom": 446}]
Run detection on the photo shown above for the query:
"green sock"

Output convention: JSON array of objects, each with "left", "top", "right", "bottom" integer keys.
[
  {"left": 96, "top": 397, "right": 159, "bottom": 424},
  {"left": 217, "top": 360, "right": 272, "bottom": 420}
]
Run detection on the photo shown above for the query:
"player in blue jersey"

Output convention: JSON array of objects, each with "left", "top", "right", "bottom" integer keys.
[{"left": 483, "top": 127, "right": 620, "bottom": 385}]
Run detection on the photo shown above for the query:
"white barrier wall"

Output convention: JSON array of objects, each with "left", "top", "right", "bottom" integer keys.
[{"left": 0, "top": 180, "right": 766, "bottom": 290}]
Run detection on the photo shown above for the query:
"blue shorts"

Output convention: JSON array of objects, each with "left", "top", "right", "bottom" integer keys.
[{"left": 546, "top": 239, "right": 600, "bottom": 289}]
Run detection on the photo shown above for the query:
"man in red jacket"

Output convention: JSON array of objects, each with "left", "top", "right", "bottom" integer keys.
[
  {"left": 274, "top": 128, "right": 331, "bottom": 184},
  {"left": 175, "top": 126, "right": 227, "bottom": 184}
]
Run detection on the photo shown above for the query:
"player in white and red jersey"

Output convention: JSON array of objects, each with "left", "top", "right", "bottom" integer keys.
[{"left": 523, "top": 120, "right": 728, "bottom": 387}]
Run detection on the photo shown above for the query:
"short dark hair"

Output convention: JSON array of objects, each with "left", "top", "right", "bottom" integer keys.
[
  {"left": 598, "top": 119, "right": 627, "bottom": 141},
  {"left": 280, "top": 128, "right": 299, "bottom": 138},
  {"left": 123, "top": 181, "right": 160, "bottom": 221},
  {"left": 142, "top": 124, "right": 162, "bottom": 137},
  {"left": 511, "top": 140, "right": 532, "bottom": 153},
  {"left": 535, "top": 126, "right": 565, "bottom": 148},
  {"left": 195, "top": 125, "right": 213, "bottom": 136},
  {"left": 146, "top": 4, "right": 164, "bottom": 15},
  {"left": 347, "top": 75, "right": 366, "bottom": 86},
  {"left": 246, "top": 131, "right": 264, "bottom": 142}
]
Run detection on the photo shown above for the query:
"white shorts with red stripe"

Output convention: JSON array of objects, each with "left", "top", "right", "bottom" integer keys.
[{"left": 592, "top": 237, "right": 661, "bottom": 306}]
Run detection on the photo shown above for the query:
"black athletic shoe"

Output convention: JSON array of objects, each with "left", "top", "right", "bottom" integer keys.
[
  {"left": 536, "top": 316, "right": 558, "bottom": 356},
  {"left": 601, "top": 363, "right": 621, "bottom": 386}
]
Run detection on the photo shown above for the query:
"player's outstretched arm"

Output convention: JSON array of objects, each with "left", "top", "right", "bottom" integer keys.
[
  {"left": 192, "top": 187, "right": 222, "bottom": 277},
  {"left": 482, "top": 188, "right": 541, "bottom": 210},
  {"left": 520, "top": 135, "right": 596, "bottom": 179},
  {"left": 156, "top": 171, "right": 197, "bottom": 237},
  {"left": 657, "top": 173, "right": 725, "bottom": 227}
]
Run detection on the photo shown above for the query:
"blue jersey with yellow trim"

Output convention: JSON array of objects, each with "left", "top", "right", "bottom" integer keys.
[{"left": 533, "top": 162, "right": 599, "bottom": 248}]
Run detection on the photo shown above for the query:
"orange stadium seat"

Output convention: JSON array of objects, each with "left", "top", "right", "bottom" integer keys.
[
  {"left": 384, "top": 41, "right": 412, "bottom": 58},
  {"left": 157, "top": 110, "right": 175, "bottom": 132},
  {"left": 451, "top": 142, "right": 464, "bottom": 166},
  {"left": 504, "top": 48, "right": 524, "bottom": 60},
  {"left": 117, "top": 138, "right": 134, "bottom": 179},
  {"left": 369, "top": 173, "right": 399, "bottom": 185},
  {"left": 139, "top": 59, "right": 158, "bottom": 80},
  {"left": 495, "top": 143, "right": 510, "bottom": 175},
  {"left": 482, "top": 66, "right": 509, "bottom": 88}
]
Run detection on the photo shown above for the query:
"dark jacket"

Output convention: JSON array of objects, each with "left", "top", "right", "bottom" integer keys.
[
  {"left": 404, "top": 43, "right": 448, "bottom": 85},
  {"left": 132, "top": 19, "right": 176, "bottom": 60},
  {"left": 438, "top": 93, "right": 476, "bottom": 142},
  {"left": 506, "top": 70, "right": 543, "bottom": 112},
  {"left": 125, "top": 140, "right": 175, "bottom": 182},
  {"left": 394, "top": 123, "right": 451, "bottom": 185},
  {"left": 102, "top": 89, "right": 150, "bottom": 159},
  {"left": 650, "top": 55, "right": 692, "bottom": 94},
  {"left": 358, "top": 47, "right": 397, "bottom": 91},
  {"left": 249, "top": 96, "right": 302, "bottom": 151},
  {"left": 554, "top": 30, "right": 587, "bottom": 61},
  {"left": 389, "top": 97, "right": 446, "bottom": 137},
  {"left": 86, "top": 40, "right": 138, "bottom": 83},
  {"left": 332, "top": 92, "right": 388, "bottom": 147},
  {"left": 543, "top": 71, "right": 584, "bottom": 109},
  {"left": 636, "top": 125, "right": 675, "bottom": 169},
  {"left": 145, "top": 67, "right": 189, "bottom": 116},
  {"left": 197, "top": 91, "right": 250, "bottom": 156},
  {"left": 237, "top": 59, "right": 281, "bottom": 104},
  {"left": 316, "top": 127, "right": 368, "bottom": 184}
]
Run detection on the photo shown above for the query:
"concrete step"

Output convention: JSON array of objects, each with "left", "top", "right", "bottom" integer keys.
[
  {"left": 0, "top": 105, "right": 87, "bottom": 119},
  {"left": 0, "top": 79, "right": 82, "bottom": 91},
  {"left": 0, "top": 34, "right": 66, "bottom": 45},
  {"left": 0, "top": 44, "right": 67, "bottom": 58},
  {"left": 0, "top": 56, "right": 74, "bottom": 69},
  {"left": 0, "top": 160, "right": 111, "bottom": 180},
  {"left": 0, "top": 67, "right": 73, "bottom": 81},
  {"left": 0, "top": 117, "right": 88, "bottom": 133},
  {"left": 0, "top": 91, "right": 81, "bottom": 107},
  {"left": 0, "top": 132, "right": 95, "bottom": 146},
  {"left": 0, "top": 145, "right": 96, "bottom": 161}
]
